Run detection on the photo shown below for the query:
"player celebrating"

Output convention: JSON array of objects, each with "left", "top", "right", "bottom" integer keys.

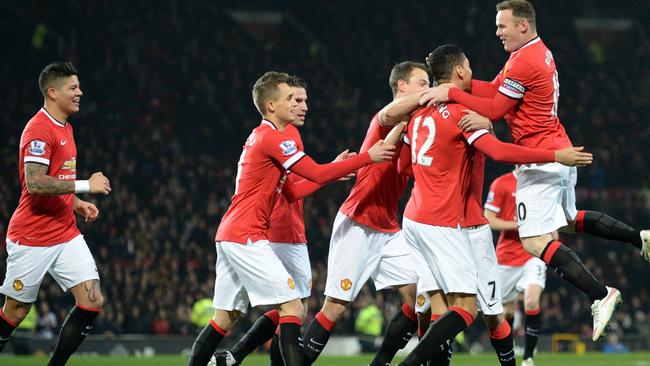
[
  {"left": 212, "top": 76, "right": 354, "bottom": 366},
  {"left": 0, "top": 62, "right": 111, "bottom": 366},
  {"left": 396, "top": 44, "right": 591, "bottom": 366},
  {"left": 421, "top": 0, "right": 649, "bottom": 341},
  {"left": 485, "top": 169, "right": 545, "bottom": 366},
  {"left": 301, "top": 61, "right": 435, "bottom": 366},
  {"left": 187, "top": 71, "right": 394, "bottom": 366}
]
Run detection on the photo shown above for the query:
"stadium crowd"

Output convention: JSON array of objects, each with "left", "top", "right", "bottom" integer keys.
[{"left": 1, "top": 0, "right": 649, "bottom": 347}]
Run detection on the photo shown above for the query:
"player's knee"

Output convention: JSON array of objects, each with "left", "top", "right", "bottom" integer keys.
[
  {"left": 398, "top": 284, "right": 417, "bottom": 308},
  {"left": 322, "top": 297, "right": 348, "bottom": 322},
  {"left": 3, "top": 300, "right": 32, "bottom": 324},
  {"left": 280, "top": 298, "right": 304, "bottom": 318},
  {"left": 483, "top": 314, "right": 503, "bottom": 330},
  {"left": 524, "top": 299, "right": 540, "bottom": 312}
]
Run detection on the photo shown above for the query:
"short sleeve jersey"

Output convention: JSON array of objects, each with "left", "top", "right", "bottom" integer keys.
[
  {"left": 268, "top": 124, "right": 307, "bottom": 244},
  {"left": 215, "top": 120, "right": 306, "bottom": 244},
  {"left": 403, "top": 104, "right": 490, "bottom": 227},
  {"left": 484, "top": 171, "right": 532, "bottom": 266},
  {"left": 7, "top": 108, "right": 80, "bottom": 246},
  {"left": 338, "top": 113, "right": 409, "bottom": 233},
  {"left": 495, "top": 37, "right": 572, "bottom": 150}
]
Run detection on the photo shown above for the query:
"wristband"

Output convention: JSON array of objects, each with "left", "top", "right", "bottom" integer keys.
[{"left": 74, "top": 180, "right": 90, "bottom": 193}]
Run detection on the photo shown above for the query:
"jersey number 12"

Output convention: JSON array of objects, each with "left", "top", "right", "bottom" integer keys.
[{"left": 411, "top": 116, "right": 436, "bottom": 167}]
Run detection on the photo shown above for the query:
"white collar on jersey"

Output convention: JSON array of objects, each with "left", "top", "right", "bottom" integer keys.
[
  {"left": 513, "top": 36, "right": 541, "bottom": 54},
  {"left": 40, "top": 108, "right": 66, "bottom": 127},
  {"left": 261, "top": 119, "right": 278, "bottom": 129}
]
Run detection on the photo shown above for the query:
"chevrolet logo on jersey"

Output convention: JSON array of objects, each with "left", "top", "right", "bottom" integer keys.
[{"left": 61, "top": 157, "right": 77, "bottom": 171}]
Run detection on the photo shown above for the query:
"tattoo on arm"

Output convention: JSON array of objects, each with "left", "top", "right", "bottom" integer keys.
[{"left": 24, "top": 162, "right": 74, "bottom": 195}]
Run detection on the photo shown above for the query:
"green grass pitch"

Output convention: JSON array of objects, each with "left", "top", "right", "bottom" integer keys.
[{"left": 3, "top": 353, "right": 650, "bottom": 366}]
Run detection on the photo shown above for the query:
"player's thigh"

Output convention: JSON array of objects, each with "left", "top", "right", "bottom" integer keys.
[
  {"left": 468, "top": 225, "right": 503, "bottom": 316},
  {"left": 499, "top": 265, "right": 523, "bottom": 304},
  {"left": 324, "top": 212, "right": 385, "bottom": 302},
  {"left": 49, "top": 235, "right": 101, "bottom": 300},
  {"left": 403, "top": 218, "right": 477, "bottom": 295},
  {"left": 270, "top": 243, "right": 312, "bottom": 299},
  {"left": 372, "top": 232, "right": 419, "bottom": 292},
  {"left": 220, "top": 240, "right": 299, "bottom": 309},
  {"left": 402, "top": 226, "right": 441, "bottom": 296},
  {"left": 213, "top": 242, "right": 249, "bottom": 313},
  {"left": 516, "top": 163, "right": 572, "bottom": 238},
  {"left": 0, "top": 239, "right": 60, "bottom": 303}
]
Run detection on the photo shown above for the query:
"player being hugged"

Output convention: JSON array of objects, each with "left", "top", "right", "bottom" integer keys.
[
  {"left": 396, "top": 44, "right": 591, "bottom": 366},
  {"left": 0, "top": 62, "right": 111, "bottom": 366},
  {"left": 421, "top": 0, "right": 649, "bottom": 341}
]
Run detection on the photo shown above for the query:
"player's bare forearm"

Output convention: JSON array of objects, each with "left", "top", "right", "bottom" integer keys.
[
  {"left": 379, "top": 90, "right": 428, "bottom": 126},
  {"left": 484, "top": 209, "right": 518, "bottom": 231},
  {"left": 24, "top": 162, "right": 74, "bottom": 195}
]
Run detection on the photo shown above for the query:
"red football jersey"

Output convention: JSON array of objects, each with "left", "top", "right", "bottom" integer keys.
[
  {"left": 339, "top": 113, "right": 409, "bottom": 233},
  {"left": 484, "top": 171, "right": 532, "bottom": 266},
  {"left": 216, "top": 120, "right": 306, "bottom": 244},
  {"left": 464, "top": 152, "right": 489, "bottom": 227},
  {"left": 403, "top": 104, "right": 490, "bottom": 227},
  {"left": 495, "top": 37, "right": 572, "bottom": 150},
  {"left": 7, "top": 108, "right": 81, "bottom": 246},
  {"left": 268, "top": 124, "right": 307, "bottom": 244}
]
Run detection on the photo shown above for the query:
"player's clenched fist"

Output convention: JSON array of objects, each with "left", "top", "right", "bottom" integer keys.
[
  {"left": 368, "top": 139, "right": 396, "bottom": 162},
  {"left": 554, "top": 146, "right": 593, "bottom": 167},
  {"left": 89, "top": 172, "right": 111, "bottom": 194}
]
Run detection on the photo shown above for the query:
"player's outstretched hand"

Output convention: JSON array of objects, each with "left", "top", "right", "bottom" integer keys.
[
  {"left": 89, "top": 172, "right": 111, "bottom": 195},
  {"left": 333, "top": 149, "right": 358, "bottom": 181},
  {"left": 368, "top": 140, "right": 396, "bottom": 163},
  {"left": 555, "top": 146, "right": 593, "bottom": 167},
  {"left": 419, "top": 83, "right": 454, "bottom": 107},
  {"left": 459, "top": 110, "right": 492, "bottom": 132}
]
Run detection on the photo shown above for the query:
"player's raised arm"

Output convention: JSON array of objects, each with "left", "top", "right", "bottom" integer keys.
[
  {"left": 472, "top": 133, "right": 592, "bottom": 167},
  {"left": 282, "top": 149, "right": 358, "bottom": 202},
  {"left": 383, "top": 121, "right": 407, "bottom": 146},
  {"left": 379, "top": 90, "right": 430, "bottom": 127},
  {"left": 289, "top": 140, "right": 395, "bottom": 184}
]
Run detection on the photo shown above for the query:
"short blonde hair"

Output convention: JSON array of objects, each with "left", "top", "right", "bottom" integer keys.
[{"left": 252, "top": 71, "right": 290, "bottom": 115}]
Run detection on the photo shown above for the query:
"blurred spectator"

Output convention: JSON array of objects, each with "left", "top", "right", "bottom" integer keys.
[
  {"left": 602, "top": 334, "right": 629, "bottom": 353},
  {"left": 35, "top": 303, "right": 57, "bottom": 340}
]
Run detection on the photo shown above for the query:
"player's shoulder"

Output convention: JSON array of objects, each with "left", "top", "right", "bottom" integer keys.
[
  {"left": 23, "top": 110, "right": 56, "bottom": 137},
  {"left": 496, "top": 171, "right": 517, "bottom": 185}
]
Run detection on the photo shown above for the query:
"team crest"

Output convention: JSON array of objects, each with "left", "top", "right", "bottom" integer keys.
[
  {"left": 278, "top": 140, "right": 298, "bottom": 156},
  {"left": 287, "top": 277, "right": 296, "bottom": 290},
  {"left": 416, "top": 294, "right": 426, "bottom": 307},
  {"left": 28, "top": 140, "right": 46, "bottom": 156},
  {"left": 340, "top": 278, "right": 352, "bottom": 291},
  {"left": 13, "top": 279, "right": 24, "bottom": 291}
]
